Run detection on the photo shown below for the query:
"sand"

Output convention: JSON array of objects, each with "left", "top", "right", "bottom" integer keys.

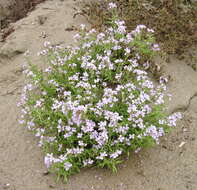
[{"left": 0, "top": 0, "right": 197, "bottom": 189}]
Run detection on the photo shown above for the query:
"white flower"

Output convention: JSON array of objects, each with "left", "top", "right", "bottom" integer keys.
[
  {"left": 80, "top": 24, "right": 86, "bottom": 30},
  {"left": 108, "top": 2, "right": 117, "bottom": 9}
]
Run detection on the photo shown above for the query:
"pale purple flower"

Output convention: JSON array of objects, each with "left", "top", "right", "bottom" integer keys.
[
  {"left": 96, "top": 152, "right": 108, "bottom": 160},
  {"left": 64, "top": 162, "right": 72, "bottom": 171},
  {"left": 44, "top": 153, "right": 54, "bottom": 168},
  {"left": 83, "top": 159, "right": 94, "bottom": 166},
  {"left": 110, "top": 150, "right": 122, "bottom": 159},
  {"left": 152, "top": 44, "right": 160, "bottom": 51}
]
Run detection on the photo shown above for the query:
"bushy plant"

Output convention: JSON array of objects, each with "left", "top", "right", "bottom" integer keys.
[{"left": 18, "top": 3, "right": 181, "bottom": 182}]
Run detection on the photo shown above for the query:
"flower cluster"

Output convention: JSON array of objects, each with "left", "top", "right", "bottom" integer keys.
[{"left": 18, "top": 3, "right": 181, "bottom": 181}]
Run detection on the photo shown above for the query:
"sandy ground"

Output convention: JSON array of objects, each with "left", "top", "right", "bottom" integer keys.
[
  {"left": 0, "top": 0, "right": 45, "bottom": 29},
  {"left": 0, "top": 0, "right": 197, "bottom": 190}
]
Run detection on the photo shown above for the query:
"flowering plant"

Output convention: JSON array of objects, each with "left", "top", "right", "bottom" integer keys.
[{"left": 18, "top": 3, "right": 181, "bottom": 182}]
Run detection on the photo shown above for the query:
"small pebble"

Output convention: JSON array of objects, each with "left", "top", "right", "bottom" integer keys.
[
  {"left": 49, "top": 184, "right": 55, "bottom": 189},
  {"left": 3, "top": 183, "right": 10, "bottom": 189},
  {"left": 183, "top": 128, "right": 188, "bottom": 132},
  {"left": 41, "top": 31, "right": 47, "bottom": 38},
  {"left": 179, "top": 141, "right": 186, "bottom": 148},
  {"left": 37, "top": 15, "right": 47, "bottom": 25},
  {"left": 43, "top": 170, "right": 49, "bottom": 176}
]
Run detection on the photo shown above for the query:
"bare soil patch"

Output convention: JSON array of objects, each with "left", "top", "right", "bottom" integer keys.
[{"left": 0, "top": 0, "right": 197, "bottom": 189}]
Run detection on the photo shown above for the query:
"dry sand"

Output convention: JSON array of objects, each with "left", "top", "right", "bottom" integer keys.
[{"left": 0, "top": 0, "right": 197, "bottom": 190}]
